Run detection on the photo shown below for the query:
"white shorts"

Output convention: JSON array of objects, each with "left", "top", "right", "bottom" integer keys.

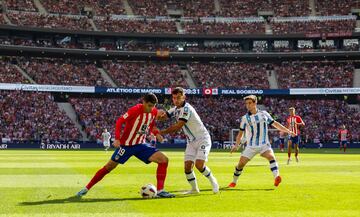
[
  {"left": 103, "top": 141, "right": 110, "bottom": 147},
  {"left": 184, "top": 136, "right": 212, "bottom": 162},
  {"left": 241, "top": 144, "right": 273, "bottom": 160}
]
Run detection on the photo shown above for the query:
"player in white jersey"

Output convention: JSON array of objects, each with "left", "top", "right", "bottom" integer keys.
[
  {"left": 101, "top": 129, "right": 111, "bottom": 151},
  {"left": 228, "top": 95, "right": 296, "bottom": 188},
  {"left": 158, "top": 87, "right": 219, "bottom": 194}
]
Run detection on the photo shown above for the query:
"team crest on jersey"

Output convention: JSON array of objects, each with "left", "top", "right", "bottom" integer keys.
[
  {"left": 183, "top": 107, "right": 189, "bottom": 116},
  {"left": 139, "top": 124, "right": 148, "bottom": 134},
  {"left": 123, "top": 113, "right": 129, "bottom": 119}
]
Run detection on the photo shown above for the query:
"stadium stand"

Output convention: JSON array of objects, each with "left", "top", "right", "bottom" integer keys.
[{"left": 0, "top": 91, "right": 81, "bottom": 141}]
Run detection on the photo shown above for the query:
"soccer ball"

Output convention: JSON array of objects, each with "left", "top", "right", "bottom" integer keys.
[{"left": 140, "top": 184, "right": 157, "bottom": 198}]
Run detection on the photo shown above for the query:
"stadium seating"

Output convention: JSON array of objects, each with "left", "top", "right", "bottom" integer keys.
[
  {"left": 40, "top": 0, "right": 126, "bottom": 15},
  {"left": 188, "top": 62, "right": 270, "bottom": 88},
  {"left": 183, "top": 19, "right": 265, "bottom": 34},
  {"left": 315, "top": 0, "right": 356, "bottom": 16},
  {"left": 93, "top": 17, "right": 177, "bottom": 33},
  {"left": 219, "top": 0, "right": 310, "bottom": 17},
  {"left": 0, "top": 91, "right": 81, "bottom": 141},
  {"left": 18, "top": 58, "right": 109, "bottom": 86},
  {"left": 5, "top": 0, "right": 37, "bottom": 12},
  {"left": 271, "top": 17, "right": 356, "bottom": 35},
  {"left": 103, "top": 61, "right": 188, "bottom": 87},
  {"left": 275, "top": 61, "right": 354, "bottom": 88},
  {"left": 7, "top": 12, "right": 93, "bottom": 31},
  {"left": 0, "top": 61, "right": 29, "bottom": 83}
]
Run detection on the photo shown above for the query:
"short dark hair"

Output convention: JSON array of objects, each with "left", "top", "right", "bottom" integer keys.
[
  {"left": 143, "top": 93, "right": 158, "bottom": 104},
  {"left": 171, "top": 87, "right": 185, "bottom": 95}
]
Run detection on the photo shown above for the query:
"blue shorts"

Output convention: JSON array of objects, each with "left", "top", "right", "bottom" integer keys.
[
  {"left": 279, "top": 138, "right": 285, "bottom": 144},
  {"left": 289, "top": 136, "right": 300, "bottom": 145},
  {"left": 340, "top": 141, "right": 347, "bottom": 146},
  {"left": 111, "top": 144, "right": 158, "bottom": 164}
]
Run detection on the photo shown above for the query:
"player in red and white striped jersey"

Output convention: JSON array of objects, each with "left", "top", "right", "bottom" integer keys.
[
  {"left": 77, "top": 93, "right": 174, "bottom": 198},
  {"left": 339, "top": 125, "right": 349, "bottom": 153},
  {"left": 286, "top": 107, "right": 305, "bottom": 164}
]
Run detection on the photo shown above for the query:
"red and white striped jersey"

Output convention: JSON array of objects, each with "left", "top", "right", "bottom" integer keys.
[
  {"left": 286, "top": 115, "right": 304, "bottom": 136},
  {"left": 115, "top": 104, "right": 158, "bottom": 146},
  {"left": 339, "top": 129, "right": 348, "bottom": 141}
]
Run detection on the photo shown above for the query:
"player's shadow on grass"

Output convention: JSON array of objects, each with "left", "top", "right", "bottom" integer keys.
[
  {"left": 19, "top": 194, "right": 199, "bottom": 206},
  {"left": 220, "top": 187, "right": 274, "bottom": 192},
  {"left": 170, "top": 187, "right": 274, "bottom": 193}
]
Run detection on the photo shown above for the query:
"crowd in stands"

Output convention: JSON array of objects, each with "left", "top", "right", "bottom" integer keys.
[
  {"left": 275, "top": 61, "right": 354, "bottom": 88},
  {"left": 5, "top": 0, "right": 37, "bottom": 12},
  {"left": 0, "top": 60, "right": 28, "bottom": 83},
  {"left": 5, "top": 0, "right": 359, "bottom": 18},
  {"left": 103, "top": 61, "right": 187, "bottom": 87},
  {"left": 128, "top": 0, "right": 168, "bottom": 17},
  {"left": 18, "top": 58, "right": 109, "bottom": 86},
  {"left": 219, "top": 0, "right": 310, "bottom": 17},
  {"left": 0, "top": 91, "right": 81, "bottom": 141},
  {"left": 0, "top": 12, "right": 356, "bottom": 35},
  {"left": 94, "top": 18, "right": 177, "bottom": 33},
  {"left": 264, "top": 98, "right": 360, "bottom": 142},
  {"left": 315, "top": 0, "right": 356, "bottom": 16},
  {"left": 3, "top": 13, "right": 356, "bottom": 35},
  {"left": 271, "top": 18, "right": 356, "bottom": 35},
  {"left": 188, "top": 62, "right": 270, "bottom": 88},
  {"left": 7, "top": 12, "right": 93, "bottom": 31},
  {"left": 272, "top": 0, "right": 310, "bottom": 17},
  {"left": 183, "top": 20, "right": 265, "bottom": 34},
  {"left": 40, "top": 0, "right": 126, "bottom": 15},
  {"left": 129, "top": 0, "right": 217, "bottom": 17}
]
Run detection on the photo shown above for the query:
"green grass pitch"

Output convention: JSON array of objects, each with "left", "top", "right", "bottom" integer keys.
[{"left": 0, "top": 148, "right": 359, "bottom": 217}]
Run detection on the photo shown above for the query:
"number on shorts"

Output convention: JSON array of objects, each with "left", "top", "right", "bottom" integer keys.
[{"left": 118, "top": 147, "right": 126, "bottom": 156}]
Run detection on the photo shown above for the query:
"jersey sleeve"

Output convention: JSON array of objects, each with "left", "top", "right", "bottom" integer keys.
[
  {"left": 239, "top": 116, "right": 246, "bottom": 131},
  {"left": 115, "top": 106, "right": 138, "bottom": 140},
  {"left": 264, "top": 111, "right": 275, "bottom": 125},
  {"left": 297, "top": 116, "right": 304, "bottom": 124},
  {"left": 178, "top": 106, "right": 191, "bottom": 122}
]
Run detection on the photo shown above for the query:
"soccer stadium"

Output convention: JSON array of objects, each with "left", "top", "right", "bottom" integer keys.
[{"left": 0, "top": 0, "right": 360, "bottom": 216}]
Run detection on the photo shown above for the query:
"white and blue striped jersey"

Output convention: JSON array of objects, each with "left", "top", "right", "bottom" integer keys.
[
  {"left": 239, "top": 110, "right": 275, "bottom": 147},
  {"left": 167, "top": 102, "right": 210, "bottom": 142}
]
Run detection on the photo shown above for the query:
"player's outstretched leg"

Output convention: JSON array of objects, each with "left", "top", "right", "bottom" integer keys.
[
  {"left": 261, "top": 150, "right": 281, "bottom": 187},
  {"left": 184, "top": 161, "right": 199, "bottom": 194},
  {"left": 148, "top": 151, "right": 175, "bottom": 198},
  {"left": 77, "top": 160, "right": 117, "bottom": 197},
  {"left": 195, "top": 160, "right": 219, "bottom": 194},
  {"left": 228, "top": 156, "right": 249, "bottom": 188}
]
